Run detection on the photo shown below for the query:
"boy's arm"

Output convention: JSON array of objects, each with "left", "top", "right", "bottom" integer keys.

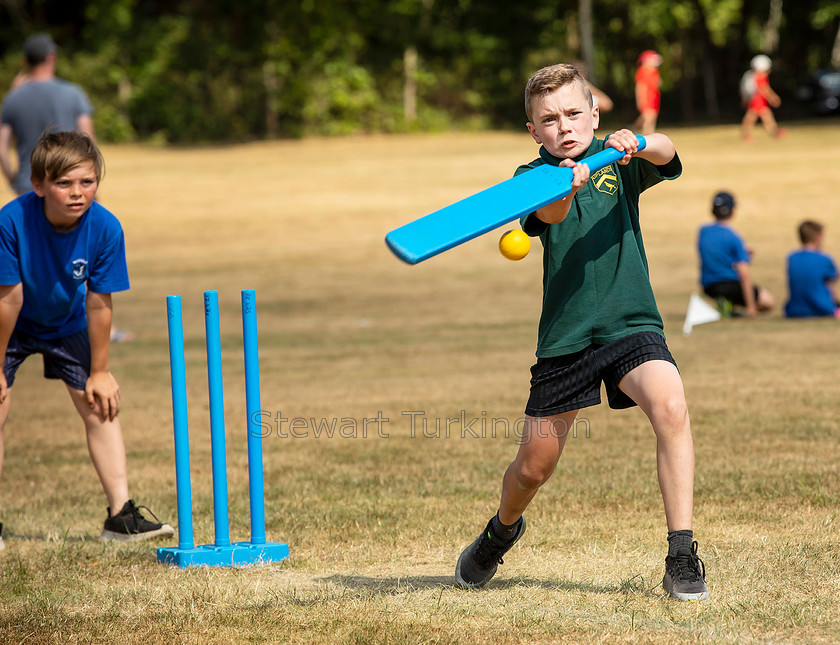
[
  {"left": 76, "top": 114, "right": 96, "bottom": 142},
  {"left": 86, "top": 290, "right": 120, "bottom": 421},
  {"left": 533, "top": 162, "right": 591, "bottom": 225},
  {"left": 759, "top": 82, "right": 781, "bottom": 108},
  {"left": 0, "top": 283, "right": 23, "bottom": 403},
  {"left": 826, "top": 260, "right": 839, "bottom": 306},
  {"left": 0, "top": 124, "right": 15, "bottom": 187},
  {"left": 734, "top": 261, "right": 758, "bottom": 317},
  {"left": 606, "top": 131, "right": 676, "bottom": 166},
  {"left": 532, "top": 130, "right": 676, "bottom": 226},
  {"left": 828, "top": 282, "right": 838, "bottom": 308}
]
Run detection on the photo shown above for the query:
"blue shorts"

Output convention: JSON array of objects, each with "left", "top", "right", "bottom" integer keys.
[
  {"left": 3, "top": 328, "right": 91, "bottom": 391},
  {"left": 525, "top": 331, "right": 677, "bottom": 417}
]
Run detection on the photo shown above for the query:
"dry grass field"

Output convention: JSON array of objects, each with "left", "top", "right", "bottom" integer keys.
[{"left": 0, "top": 122, "right": 839, "bottom": 643}]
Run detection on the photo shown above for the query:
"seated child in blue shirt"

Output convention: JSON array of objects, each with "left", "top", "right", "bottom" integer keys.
[
  {"left": 697, "top": 191, "right": 774, "bottom": 317},
  {"left": 784, "top": 220, "right": 839, "bottom": 318}
]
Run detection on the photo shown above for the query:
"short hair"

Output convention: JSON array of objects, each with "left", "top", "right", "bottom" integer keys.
[
  {"left": 23, "top": 33, "right": 57, "bottom": 67},
  {"left": 29, "top": 131, "right": 104, "bottom": 185},
  {"left": 798, "top": 220, "right": 823, "bottom": 245},
  {"left": 524, "top": 64, "right": 593, "bottom": 122}
]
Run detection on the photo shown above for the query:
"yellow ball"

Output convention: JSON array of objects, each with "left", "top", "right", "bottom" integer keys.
[{"left": 498, "top": 229, "right": 530, "bottom": 261}]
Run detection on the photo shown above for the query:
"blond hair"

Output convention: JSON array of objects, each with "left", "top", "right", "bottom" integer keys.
[
  {"left": 29, "top": 130, "right": 104, "bottom": 184},
  {"left": 524, "top": 64, "right": 592, "bottom": 121}
]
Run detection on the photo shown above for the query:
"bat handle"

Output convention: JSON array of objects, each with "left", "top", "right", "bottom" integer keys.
[
  {"left": 582, "top": 133, "right": 648, "bottom": 174},
  {"left": 606, "top": 133, "right": 647, "bottom": 156}
]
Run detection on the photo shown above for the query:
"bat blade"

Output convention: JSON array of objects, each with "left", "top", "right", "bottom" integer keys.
[{"left": 385, "top": 135, "right": 646, "bottom": 264}]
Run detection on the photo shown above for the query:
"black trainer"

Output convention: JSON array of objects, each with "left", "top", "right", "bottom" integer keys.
[
  {"left": 455, "top": 516, "right": 526, "bottom": 589},
  {"left": 0, "top": 522, "right": 5, "bottom": 552},
  {"left": 101, "top": 500, "right": 175, "bottom": 542},
  {"left": 663, "top": 540, "right": 709, "bottom": 601}
]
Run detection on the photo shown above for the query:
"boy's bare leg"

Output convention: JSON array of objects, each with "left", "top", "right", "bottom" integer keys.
[
  {"left": 758, "top": 108, "right": 779, "bottom": 136},
  {"left": 741, "top": 110, "right": 758, "bottom": 139},
  {"left": 634, "top": 109, "right": 658, "bottom": 135},
  {"left": 641, "top": 110, "right": 658, "bottom": 135},
  {"left": 757, "top": 287, "right": 775, "bottom": 311},
  {"left": 66, "top": 385, "right": 129, "bottom": 515},
  {"left": 0, "top": 391, "right": 6, "bottom": 550},
  {"left": 0, "top": 389, "right": 10, "bottom": 481},
  {"left": 620, "top": 360, "right": 710, "bottom": 601},
  {"left": 498, "top": 410, "right": 579, "bottom": 524},
  {"left": 617, "top": 360, "right": 694, "bottom": 531},
  {"left": 456, "top": 410, "right": 579, "bottom": 588}
]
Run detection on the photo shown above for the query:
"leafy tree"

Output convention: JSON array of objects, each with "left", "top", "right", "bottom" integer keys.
[{"left": 2, "top": 0, "right": 838, "bottom": 142}]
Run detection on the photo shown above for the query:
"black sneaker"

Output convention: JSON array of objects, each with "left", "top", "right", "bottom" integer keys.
[
  {"left": 101, "top": 500, "right": 175, "bottom": 542},
  {"left": 0, "top": 522, "right": 5, "bottom": 553},
  {"left": 663, "top": 540, "right": 709, "bottom": 601},
  {"left": 455, "top": 516, "right": 526, "bottom": 589}
]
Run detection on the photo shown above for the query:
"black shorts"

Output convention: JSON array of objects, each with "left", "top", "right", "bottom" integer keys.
[
  {"left": 703, "top": 281, "right": 760, "bottom": 307},
  {"left": 525, "top": 331, "right": 676, "bottom": 417},
  {"left": 3, "top": 328, "right": 91, "bottom": 391}
]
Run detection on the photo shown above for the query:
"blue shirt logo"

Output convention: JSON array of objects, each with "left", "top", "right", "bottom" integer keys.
[{"left": 71, "top": 258, "right": 89, "bottom": 280}]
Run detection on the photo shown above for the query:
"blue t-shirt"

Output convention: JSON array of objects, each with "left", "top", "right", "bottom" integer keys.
[
  {"left": 697, "top": 222, "right": 750, "bottom": 287},
  {"left": 0, "top": 191, "right": 129, "bottom": 339},
  {"left": 784, "top": 248, "right": 838, "bottom": 318},
  {"left": 0, "top": 79, "right": 94, "bottom": 194}
]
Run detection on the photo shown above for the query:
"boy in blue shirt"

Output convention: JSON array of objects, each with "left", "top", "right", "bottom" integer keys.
[
  {"left": 697, "top": 191, "right": 774, "bottom": 317},
  {"left": 784, "top": 220, "right": 839, "bottom": 318},
  {"left": 0, "top": 131, "right": 173, "bottom": 551},
  {"left": 455, "top": 64, "right": 708, "bottom": 601}
]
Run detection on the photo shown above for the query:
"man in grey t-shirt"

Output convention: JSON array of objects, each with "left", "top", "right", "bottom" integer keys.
[{"left": 0, "top": 33, "right": 95, "bottom": 195}]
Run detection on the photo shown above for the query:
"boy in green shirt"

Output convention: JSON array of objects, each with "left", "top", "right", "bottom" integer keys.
[{"left": 455, "top": 64, "right": 708, "bottom": 601}]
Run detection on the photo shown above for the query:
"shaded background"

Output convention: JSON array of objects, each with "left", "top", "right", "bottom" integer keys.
[{"left": 1, "top": 0, "right": 839, "bottom": 143}]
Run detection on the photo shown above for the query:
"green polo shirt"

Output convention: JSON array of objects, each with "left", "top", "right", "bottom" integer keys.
[{"left": 517, "top": 137, "right": 682, "bottom": 358}]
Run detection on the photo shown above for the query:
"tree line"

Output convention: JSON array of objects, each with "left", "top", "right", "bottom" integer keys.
[{"left": 1, "top": 0, "right": 838, "bottom": 143}]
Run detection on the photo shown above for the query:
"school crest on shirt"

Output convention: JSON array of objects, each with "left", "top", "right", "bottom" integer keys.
[
  {"left": 71, "top": 258, "right": 89, "bottom": 281},
  {"left": 591, "top": 164, "right": 618, "bottom": 195}
]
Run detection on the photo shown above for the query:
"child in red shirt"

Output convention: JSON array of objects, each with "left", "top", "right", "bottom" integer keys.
[
  {"left": 633, "top": 50, "right": 662, "bottom": 134},
  {"left": 741, "top": 55, "right": 785, "bottom": 141}
]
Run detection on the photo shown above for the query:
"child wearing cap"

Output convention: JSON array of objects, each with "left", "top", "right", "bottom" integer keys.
[
  {"left": 633, "top": 50, "right": 663, "bottom": 135},
  {"left": 697, "top": 191, "right": 774, "bottom": 317},
  {"left": 740, "top": 55, "right": 785, "bottom": 141},
  {"left": 784, "top": 220, "right": 839, "bottom": 318}
]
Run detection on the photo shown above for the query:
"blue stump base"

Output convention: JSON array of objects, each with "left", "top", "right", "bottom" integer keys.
[{"left": 157, "top": 541, "right": 289, "bottom": 568}]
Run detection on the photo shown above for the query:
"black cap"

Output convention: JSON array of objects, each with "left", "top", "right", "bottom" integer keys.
[
  {"left": 712, "top": 191, "right": 736, "bottom": 218},
  {"left": 23, "top": 33, "right": 57, "bottom": 65}
]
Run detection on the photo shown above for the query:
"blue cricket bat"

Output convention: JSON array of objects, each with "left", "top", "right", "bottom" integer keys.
[{"left": 385, "top": 135, "right": 647, "bottom": 264}]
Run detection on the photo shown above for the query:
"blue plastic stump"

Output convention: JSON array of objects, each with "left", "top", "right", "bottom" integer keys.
[
  {"left": 164, "top": 295, "right": 194, "bottom": 551},
  {"left": 157, "top": 290, "right": 289, "bottom": 568},
  {"left": 242, "top": 289, "right": 266, "bottom": 544},
  {"left": 204, "top": 291, "right": 231, "bottom": 547},
  {"left": 156, "top": 540, "right": 290, "bottom": 568}
]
